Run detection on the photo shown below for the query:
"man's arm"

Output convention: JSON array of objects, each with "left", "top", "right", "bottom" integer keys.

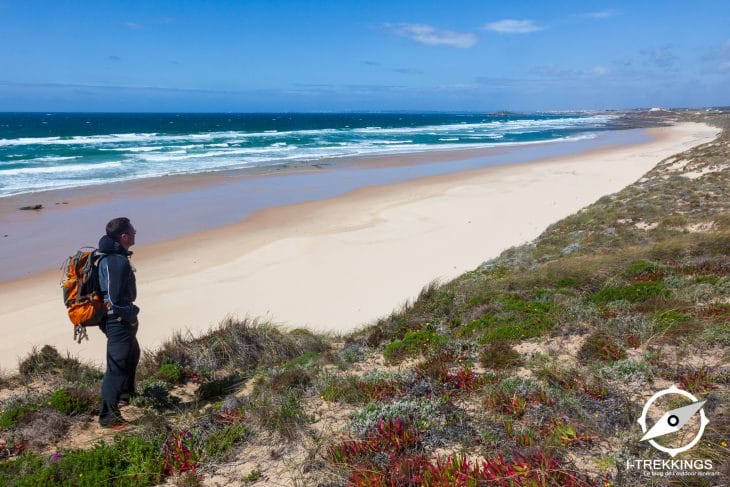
[{"left": 102, "top": 256, "right": 139, "bottom": 324}]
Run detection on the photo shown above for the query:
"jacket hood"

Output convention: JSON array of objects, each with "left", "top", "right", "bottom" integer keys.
[{"left": 98, "top": 235, "right": 133, "bottom": 256}]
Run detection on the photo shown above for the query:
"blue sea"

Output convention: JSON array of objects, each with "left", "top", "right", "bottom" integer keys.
[{"left": 0, "top": 112, "right": 622, "bottom": 197}]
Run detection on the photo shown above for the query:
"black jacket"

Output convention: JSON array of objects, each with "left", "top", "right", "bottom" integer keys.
[{"left": 97, "top": 235, "right": 138, "bottom": 324}]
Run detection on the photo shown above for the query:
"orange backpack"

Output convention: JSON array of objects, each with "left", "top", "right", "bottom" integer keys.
[{"left": 61, "top": 248, "right": 107, "bottom": 328}]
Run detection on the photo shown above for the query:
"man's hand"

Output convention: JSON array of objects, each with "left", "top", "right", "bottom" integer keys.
[{"left": 73, "top": 324, "right": 88, "bottom": 344}]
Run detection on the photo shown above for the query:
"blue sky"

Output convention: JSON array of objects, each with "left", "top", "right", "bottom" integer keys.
[{"left": 0, "top": 0, "right": 728, "bottom": 112}]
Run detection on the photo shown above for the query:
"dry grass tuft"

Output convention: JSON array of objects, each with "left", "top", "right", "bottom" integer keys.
[{"left": 17, "top": 345, "right": 101, "bottom": 384}]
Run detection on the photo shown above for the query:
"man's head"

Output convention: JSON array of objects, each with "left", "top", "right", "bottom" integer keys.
[{"left": 106, "top": 217, "right": 136, "bottom": 250}]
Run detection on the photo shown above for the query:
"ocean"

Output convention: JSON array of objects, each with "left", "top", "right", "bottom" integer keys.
[{"left": 0, "top": 112, "right": 622, "bottom": 197}]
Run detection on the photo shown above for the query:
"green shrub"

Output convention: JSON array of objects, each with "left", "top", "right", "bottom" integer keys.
[
  {"left": 285, "top": 351, "right": 321, "bottom": 368},
  {"left": 475, "top": 296, "right": 556, "bottom": 344},
  {"left": 242, "top": 468, "right": 263, "bottom": 483},
  {"left": 336, "top": 343, "right": 365, "bottom": 364},
  {"left": 651, "top": 310, "right": 691, "bottom": 334},
  {"left": 351, "top": 398, "right": 440, "bottom": 436},
  {"left": 287, "top": 328, "right": 329, "bottom": 355},
  {"left": 528, "top": 252, "right": 620, "bottom": 291},
  {"left": 195, "top": 377, "right": 241, "bottom": 400},
  {"left": 500, "top": 295, "right": 554, "bottom": 314},
  {"left": 156, "top": 363, "right": 183, "bottom": 383},
  {"left": 267, "top": 367, "right": 313, "bottom": 392},
  {"left": 703, "top": 322, "right": 730, "bottom": 346},
  {"left": 318, "top": 370, "right": 410, "bottom": 404},
  {"left": 590, "top": 281, "right": 669, "bottom": 304},
  {"left": 466, "top": 294, "right": 490, "bottom": 308},
  {"left": 383, "top": 330, "right": 446, "bottom": 362},
  {"left": 624, "top": 260, "right": 664, "bottom": 280},
  {"left": 141, "top": 318, "right": 326, "bottom": 380},
  {"left": 425, "top": 287, "right": 457, "bottom": 316},
  {"left": 0, "top": 452, "right": 44, "bottom": 484},
  {"left": 479, "top": 341, "right": 523, "bottom": 370},
  {"left": 600, "top": 359, "right": 653, "bottom": 382},
  {"left": 202, "top": 424, "right": 251, "bottom": 460},
  {"left": 556, "top": 276, "right": 579, "bottom": 288},
  {"left": 134, "top": 380, "right": 180, "bottom": 411},
  {"left": 691, "top": 275, "right": 721, "bottom": 285},
  {"left": 649, "top": 239, "right": 687, "bottom": 262},
  {"left": 318, "top": 373, "right": 369, "bottom": 404},
  {"left": 48, "top": 388, "right": 95, "bottom": 415},
  {"left": 247, "top": 389, "right": 310, "bottom": 439},
  {"left": 0, "top": 403, "right": 36, "bottom": 430},
  {"left": 479, "top": 321, "right": 551, "bottom": 343},
  {"left": 499, "top": 377, "right": 541, "bottom": 396},
  {"left": 578, "top": 331, "right": 626, "bottom": 364},
  {"left": 18, "top": 345, "right": 64, "bottom": 376},
  {"left": 457, "top": 313, "right": 497, "bottom": 338},
  {"left": 17, "top": 345, "right": 102, "bottom": 383},
  {"left": 681, "top": 283, "right": 716, "bottom": 304},
  {"left": 0, "top": 435, "right": 164, "bottom": 486}
]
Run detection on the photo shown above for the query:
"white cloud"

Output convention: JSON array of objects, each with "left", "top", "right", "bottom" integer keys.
[
  {"left": 384, "top": 23, "right": 477, "bottom": 48},
  {"left": 527, "top": 64, "right": 612, "bottom": 80},
  {"left": 394, "top": 67, "right": 423, "bottom": 75},
  {"left": 581, "top": 10, "right": 618, "bottom": 19},
  {"left": 124, "top": 21, "right": 142, "bottom": 29},
  {"left": 483, "top": 19, "right": 542, "bottom": 34}
]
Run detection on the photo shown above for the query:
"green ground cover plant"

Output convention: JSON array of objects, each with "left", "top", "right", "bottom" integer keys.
[
  {"left": 0, "top": 435, "right": 164, "bottom": 486},
  {"left": 383, "top": 329, "right": 447, "bottom": 362},
  {"left": 47, "top": 387, "right": 95, "bottom": 416},
  {"left": 0, "top": 403, "right": 36, "bottom": 431},
  {"left": 155, "top": 363, "right": 183, "bottom": 384}
]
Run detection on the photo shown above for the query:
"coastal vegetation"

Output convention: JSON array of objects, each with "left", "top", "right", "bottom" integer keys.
[{"left": 1, "top": 110, "right": 728, "bottom": 485}]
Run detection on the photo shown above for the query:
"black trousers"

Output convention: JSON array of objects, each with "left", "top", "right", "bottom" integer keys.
[{"left": 99, "top": 320, "right": 140, "bottom": 423}]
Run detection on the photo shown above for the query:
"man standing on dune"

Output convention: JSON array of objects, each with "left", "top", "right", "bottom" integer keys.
[{"left": 97, "top": 217, "right": 140, "bottom": 429}]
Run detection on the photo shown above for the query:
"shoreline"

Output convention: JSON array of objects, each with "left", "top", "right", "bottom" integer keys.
[
  {"left": 1, "top": 129, "right": 647, "bottom": 281},
  {"left": 0, "top": 121, "right": 720, "bottom": 371}
]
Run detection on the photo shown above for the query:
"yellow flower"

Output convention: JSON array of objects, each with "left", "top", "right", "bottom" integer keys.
[{"left": 721, "top": 440, "right": 728, "bottom": 448}]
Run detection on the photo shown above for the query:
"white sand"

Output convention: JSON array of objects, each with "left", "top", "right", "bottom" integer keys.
[{"left": 0, "top": 122, "right": 719, "bottom": 371}]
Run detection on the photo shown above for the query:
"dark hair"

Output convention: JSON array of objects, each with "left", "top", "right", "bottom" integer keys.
[{"left": 106, "top": 217, "right": 133, "bottom": 242}]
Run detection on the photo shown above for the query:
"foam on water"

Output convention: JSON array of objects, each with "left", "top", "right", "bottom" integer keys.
[
  {"left": 1, "top": 161, "right": 123, "bottom": 176},
  {"left": 0, "top": 113, "right": 616, "bottom": 197}
]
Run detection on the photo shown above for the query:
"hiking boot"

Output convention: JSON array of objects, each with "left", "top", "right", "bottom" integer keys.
[
  {"left": 99, "top": 413, "right": 128, "bottom": 430},
  {"left": 101, "top": 421, "right": 128, "bottom": 431}
]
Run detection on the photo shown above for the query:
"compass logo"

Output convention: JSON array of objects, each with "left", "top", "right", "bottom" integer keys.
[
  {"left": 637, "top": 385, "right": 709, "bottom": 457},
  {"left": 626, "top": 385, "right": 718, "bottom": 478}
]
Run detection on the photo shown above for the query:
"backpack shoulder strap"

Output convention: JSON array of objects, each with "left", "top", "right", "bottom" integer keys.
[{"left": 89, "top": 250, "right": 107, "bottom": 294}]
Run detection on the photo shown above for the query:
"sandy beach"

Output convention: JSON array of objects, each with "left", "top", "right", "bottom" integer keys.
[{"left": 0, "top": 121, "right": 719, "bottom": 371}]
